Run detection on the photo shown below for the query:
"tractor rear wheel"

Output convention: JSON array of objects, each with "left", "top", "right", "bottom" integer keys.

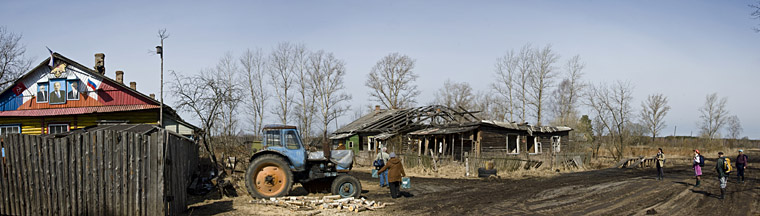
[
  {"left": 245, "top": 155, "right": 293, "bottom": 198},
  {"left": 331, "top": 174, "right": 362, "bottom": 198}
]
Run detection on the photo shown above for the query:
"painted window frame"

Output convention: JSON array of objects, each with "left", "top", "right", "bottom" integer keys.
[
  {"left": 0, "top": 124, "right": 21, "bottom": 135},
  {"left": 552, "top": 136, "right": 561, "bottom": 153},
  {"left": 47, "top": 123, "right": 70, "bottom": 134}
]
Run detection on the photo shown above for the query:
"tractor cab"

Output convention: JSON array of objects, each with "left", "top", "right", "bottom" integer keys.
[{"left": 260, "top": 124, "right": 306, "bottom": 171}]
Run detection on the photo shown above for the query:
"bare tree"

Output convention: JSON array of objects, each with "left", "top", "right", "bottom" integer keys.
[
  {"left": 433, "top": 79, "right": 474, "bottom": 110},
  {"left": 240, "top": 48, "right": 268, "bottom": 135},
  {"left": 365, "top": 53, "right": 420, "bottom": 109},
  {"left": 308, "top": 50, "right": 351, "bottom": 142},
  {"left": 515, "top": 45, "right": 533, "bottom": 122},
  {"left": 584, "top": 81, "right": 634, "bottom": 160},
  {"left": 492, "top": 50, "right": 518, "bottom": 122},
  {"left": 352, "top": 104, "right": 373, "bottom": 120},
  {"left": 726, "top": 115, "right": 743, "bottom": 139},
  {"left": 472, "top": 91, "right": 505, "bottom": 121},
  {"left": 697, "top": 93, "right": 729, "bottom": 139},
  {"left": 751, "top": 1, "right": 760, "bottom": 32},
  {"left": 290, "top": 44, "right": 317, "bottom": 139},
  {"left": 169, "top": 69, "right": 230, "bottom": 170},
  {"left": 268, "top": 42, "right": 296, "bottom": 124},
  {"left": 550, "top": 55, "right": 585, "bottom": 126},
  {"left": 639, "top": 93, "right": 670, "bottom": 141},
  {"left": 528, "top": 44, "right": 559, "bottom": 126},
  {"left": 0, "top": 26, "right": 32, "bottom": 88},
  {"left": 215, "top": 52, "right": 244, "bottom": 137}
]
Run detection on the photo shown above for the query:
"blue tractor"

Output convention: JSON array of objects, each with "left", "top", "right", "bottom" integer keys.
[{"left": 245, "top": 124, "right": 362, "bottom": 198}]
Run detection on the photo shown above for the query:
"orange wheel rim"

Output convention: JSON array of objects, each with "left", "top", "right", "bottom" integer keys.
[{"left": 254, "top": 163, "right": 286, "bottom": 197}]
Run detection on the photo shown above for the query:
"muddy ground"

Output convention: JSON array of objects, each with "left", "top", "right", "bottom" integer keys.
[{"left": 186, "top": 149, "right": 760, "bottom": 215}]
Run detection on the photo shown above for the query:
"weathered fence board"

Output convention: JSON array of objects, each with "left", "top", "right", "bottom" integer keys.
[{"left": 0, "top": 127, "right": 198, "bottom": 215}]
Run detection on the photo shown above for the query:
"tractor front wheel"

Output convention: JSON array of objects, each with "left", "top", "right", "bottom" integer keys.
[
  {"left": 245, "top": 155, "right": 293, "bottom": 198},
  {"left": 331, "top": 174, "right": 362, "bottom": 198}
]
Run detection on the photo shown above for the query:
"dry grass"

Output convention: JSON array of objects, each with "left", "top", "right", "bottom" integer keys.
[{"left": 395, "top": 161, "right": 566, "bottom": 180}]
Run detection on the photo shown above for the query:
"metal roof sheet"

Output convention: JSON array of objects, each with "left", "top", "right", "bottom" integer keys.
[
  {"left": 328, "top": 133, "right": 355, "bottom": 140},
  {"left": 0, "top": 104, "right": 159, "bottom": 117},
  {"left": 408, "top": 126, "right": 479, "bottom": 135},
  {"left": 374, "top": 132, "right": 396, "bottom": 140}
]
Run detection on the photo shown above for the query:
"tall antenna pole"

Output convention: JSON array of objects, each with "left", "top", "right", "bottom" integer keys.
[{"left": 157, "top": 29, "right": 169, "bottom": 127}]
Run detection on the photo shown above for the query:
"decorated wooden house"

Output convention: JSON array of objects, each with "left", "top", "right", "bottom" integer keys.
[{"left": 0, "top": 52, "right": 198, "bottom": 136}]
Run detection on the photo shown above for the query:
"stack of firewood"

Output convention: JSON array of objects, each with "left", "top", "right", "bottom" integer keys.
[{"left": 249, "top": 195, "right": 391, "bottom": 213}]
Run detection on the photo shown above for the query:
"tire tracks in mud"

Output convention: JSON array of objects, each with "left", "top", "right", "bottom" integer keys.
[{"left": 355, "top": 149, "right": 760, "bottom": 215}]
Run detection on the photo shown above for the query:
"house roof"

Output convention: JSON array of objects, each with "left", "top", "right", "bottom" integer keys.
[
  {"left": 0, "top": 104, "right": 159, "bottom": 116},
  {"left": 333, "top": 109, "right": 402, "bottom": 134},
  {"left": 407, "top": 120, "right": 572, "bottom": 136}
]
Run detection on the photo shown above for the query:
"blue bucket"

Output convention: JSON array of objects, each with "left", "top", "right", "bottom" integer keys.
[
  {"left": 401, "top": 177, "right": 410, "bottom": 189},
  {"left": 371, "top": 169, "right": 378, "bottom": 178}
]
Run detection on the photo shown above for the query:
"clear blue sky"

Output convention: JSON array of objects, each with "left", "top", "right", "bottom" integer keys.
[{"left": 2, "top": 1, "right": 758, "bottom": 138}]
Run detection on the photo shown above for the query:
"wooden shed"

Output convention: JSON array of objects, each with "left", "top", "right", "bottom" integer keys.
[{"left": 0, "top": 124, "right": 198, "bottom": 215}]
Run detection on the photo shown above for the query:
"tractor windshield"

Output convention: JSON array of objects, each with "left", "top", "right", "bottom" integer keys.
[{"left": 264, "top": 129, "right": 280, "bottom": 147}]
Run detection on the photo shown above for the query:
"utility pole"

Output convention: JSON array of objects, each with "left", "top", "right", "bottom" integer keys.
[{"left": 157, "top": 29, "right": 169, "bottom": 127}]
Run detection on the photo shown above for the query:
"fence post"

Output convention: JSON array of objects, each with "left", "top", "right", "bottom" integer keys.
[{"left": 464, "top": 152, "right": 469, "bottom": 177}]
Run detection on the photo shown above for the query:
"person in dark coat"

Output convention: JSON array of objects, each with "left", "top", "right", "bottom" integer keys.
[
  {"left": 377, "top": 152, "right": 406, "bottom": 198},
  {"left": 736, "top": 149, "right": 748, "bottom": 183},
  {"left": 716, "top": 152, "right": 728, "bottom": 199},
  {"left": 655, "top": 148, "right": 665, "bottom": 180}
]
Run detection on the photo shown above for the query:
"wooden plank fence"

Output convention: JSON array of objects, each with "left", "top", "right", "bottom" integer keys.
[{"left": 0, "top": 128, "right": 198, "bottom": 215}]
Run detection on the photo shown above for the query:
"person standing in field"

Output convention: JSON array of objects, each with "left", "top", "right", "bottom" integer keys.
[
  {"left": 375, "top": 147, "right": 390, "bottom": 187},
  {"left": 655, "top": 148, "right": 665, "bottom": 180},
  {"left": 693, "top": 149, "right": 705, "bottom": 187},
  {"left": 377, "top": 152, "right": 406, "bottom": 199},
  {"left": 736, "top": 149, "right": 748, "bottom": 183},
  {"left": 715, "top": 152, "right": 729, "bottom": 199}
]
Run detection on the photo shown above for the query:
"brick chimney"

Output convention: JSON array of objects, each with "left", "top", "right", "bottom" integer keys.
[
  {"left": 94, "top": 53, "right": 105, "bottom": 75},
  {"left": 129, "top": 81, "right": 136, "bottom": 90},
  {"left": 115, "top": 71, "right": 124, "bottom": 84}
]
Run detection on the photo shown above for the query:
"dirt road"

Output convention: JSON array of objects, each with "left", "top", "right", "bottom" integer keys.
[
  {"left": 358, "top": 149, "right": 760, "bottom": 215},
  {"left": 187, "top": 149, "right": 759, "bottom": 215}
]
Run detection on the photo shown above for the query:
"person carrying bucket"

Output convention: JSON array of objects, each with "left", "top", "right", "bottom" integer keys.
[
  {"left": 378, "top": 152, "right": 406, "bottom": 199},
  {"left": 374, "top": 147, "right": 390, "bottom": 187}
]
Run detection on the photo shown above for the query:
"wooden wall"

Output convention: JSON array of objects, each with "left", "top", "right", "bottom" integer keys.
[
  {"left": 0, "top": 129, "right": 197, "bottom": 215},
  {"left": 0, "top": 110, "right": 159, "bottom": 135}
]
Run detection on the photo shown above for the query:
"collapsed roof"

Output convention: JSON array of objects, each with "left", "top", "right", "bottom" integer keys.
[
  {"left": 330, "top": 105, "right": 479, "bottom": 139},
  {"left": 330, "top": 105, "right": 572, "bottom": 140}
]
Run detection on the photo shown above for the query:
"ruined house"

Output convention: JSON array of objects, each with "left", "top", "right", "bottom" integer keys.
[
  {"left": 407, "top": 120, "right": 572, "bottom": 161},
  {"left": 331, "top": 105, "right": 572, "bottom": 161},
  {"left": 329, "top": 105, "right": 478, "bottom": 154}
]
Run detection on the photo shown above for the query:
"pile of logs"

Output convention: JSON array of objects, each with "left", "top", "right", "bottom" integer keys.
[{"left": 250, "top": 195, "right": 391, "bottom": 213}]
